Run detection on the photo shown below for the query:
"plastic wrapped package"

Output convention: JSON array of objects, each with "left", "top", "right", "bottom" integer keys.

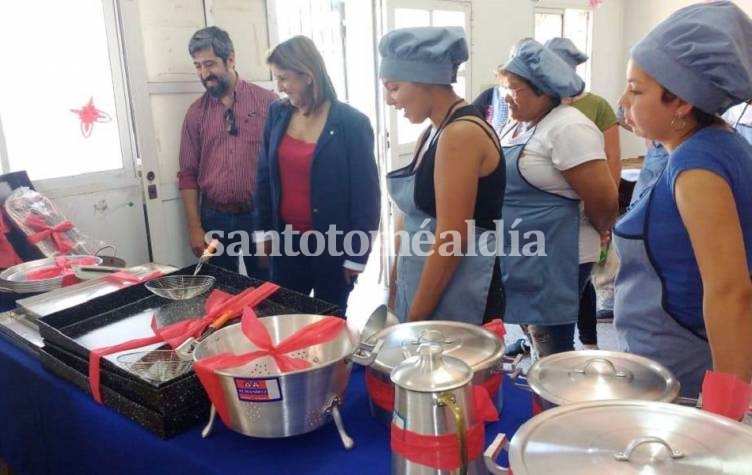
[{"left": 4, "top": 187, "right": 108, "bottom": 257}]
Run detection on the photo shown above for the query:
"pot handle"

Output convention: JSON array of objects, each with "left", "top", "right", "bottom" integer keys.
[
  {"left": 347, "top": 339, "right": 383, "bottom": 366},
  {"left": 175, "top": 337, "right": 199, "bottom": 361},
  {"left": 573, "top": 357, "right": 628, "bottom": 378},
  {"left": 483, "top": 433, "right": 511, "bottom": 474},
  {"left": 493, "top": 353, "right": 524, "bottom": 377},
  {"left": 511, "top": 370, "right": 532, "bottom": 392},
  {"left": 614, "top": 436, "right": 684, "bottom": 462},
  {"left": 436, "top": 393, "right": 468, "bottom": 475}
]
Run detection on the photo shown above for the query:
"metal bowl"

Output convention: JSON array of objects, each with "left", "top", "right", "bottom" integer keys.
[{"left": 145, "top": 275, "right": 216, "bottom": 300}]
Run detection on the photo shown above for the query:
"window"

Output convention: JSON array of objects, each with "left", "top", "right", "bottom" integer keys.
[
  {"left": 0, "top": 1, "right": 131, "bottom": 182},
  {"left": 534, "top": 8, "right": 592, "bottom": 87}
]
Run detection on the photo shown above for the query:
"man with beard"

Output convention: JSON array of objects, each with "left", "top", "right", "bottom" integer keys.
[{"left": 178, "top": 26, "right": 276, "bottom": 275}]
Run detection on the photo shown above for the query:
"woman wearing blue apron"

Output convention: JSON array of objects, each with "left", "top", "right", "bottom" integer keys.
[
  {"left": 615, "top": 1, "right": 752, "bottom": 398},
  {"left": 378, "top": 27, "right": 505, "bottom": 324},
  {"left": 497, "top": 39, "right": 618, "bottom": 357}
]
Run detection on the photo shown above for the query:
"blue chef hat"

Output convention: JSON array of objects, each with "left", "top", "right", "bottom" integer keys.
[
  {"left": 631, "top": 1, "right": 752, "bottom": 114},
  {"left": 378, "top": 27, "right": 468, "bottom": 85},
  {"left": 544, "top": 38, "right": 589, "bottom": 69},
  {"left": 502, "top": 38, "right": 584, "bottom": 99}
]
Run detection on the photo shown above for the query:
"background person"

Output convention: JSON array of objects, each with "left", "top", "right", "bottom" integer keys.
[
  {"left": 472, "top": 66, "right": 510, "bottom": 137},
  {"left": 254, "top": 36, "right": 380, "bottom": 314},
  {"left": 178, "top": 26, "right": 276, "bottom": 275},
  {"left": 546, "top": 37, "right": 622, "bottom": 350},
  {"left": 380, "top": 26, "right": 505, "bottom": 324},
  {"left": 615, "top": 1, "right": 752, "bottom": 398},
  {"left": 498, "top": 38, "right": 618, "bottom": 358}
]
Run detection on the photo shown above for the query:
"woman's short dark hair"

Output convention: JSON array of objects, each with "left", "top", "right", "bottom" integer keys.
[
  {"left": 188, "top": 26, "right": 234, "bottom": 63},
  {"left": 266, "top": 36, "right": 337, "bottom": 112},
  {"left": 661, "top": 89, "right": 725, "bottom": 128},
  {"left": 499, "top": 71, "right": 562, "bottom": 107}
]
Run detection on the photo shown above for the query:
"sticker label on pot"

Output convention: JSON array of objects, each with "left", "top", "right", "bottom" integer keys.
[{"left": 233, "top": 377, "right": 282, "bottom": 402}]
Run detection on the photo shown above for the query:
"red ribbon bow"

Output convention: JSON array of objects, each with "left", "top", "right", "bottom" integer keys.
[
  {"left": 25, "top": 214, "right": 75, "bottom": 253},
  {"left": 193, "top": 308, "right": 346, "bottom": 426},
  {"left": 26, "top": 255, "right": 98, "bottom": 286}
]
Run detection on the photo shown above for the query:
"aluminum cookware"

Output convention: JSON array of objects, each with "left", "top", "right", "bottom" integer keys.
[
  {"left": 0, "top": 255, "right": 102, "bottom": 293},
  {"left": 392, "top": 343, "right": 485, "bottom": 475},
  {"left": 192, "top": 314, "right": 379, "bottom": 448},
  {"left": 485, "top": 399, "right": 752, "bottom": 474},
  {"left": 517, "top": 350, "right": 680, "bottom": 412},
  {"left": 366, "top": 321, "right": 506, "bottom": 423}
]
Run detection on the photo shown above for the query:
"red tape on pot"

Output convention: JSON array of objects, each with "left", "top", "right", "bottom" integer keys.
[
  {"left": 391, "top": 420, "right": 485, "bottom": 470},
  {"left": 365, "top": 370, "right": 395, "bottom": 412}
]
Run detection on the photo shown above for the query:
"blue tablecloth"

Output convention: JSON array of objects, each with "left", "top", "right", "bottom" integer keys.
[{"left": 0, "top": 336, "right": 531, "bottom": 475}]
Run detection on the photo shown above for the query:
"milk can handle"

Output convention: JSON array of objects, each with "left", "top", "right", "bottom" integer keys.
[
  {"left": 483, "top": 433, "right": 511, "bottom": 474},
  {"left": 437, "top": 393, "right": 468, "bottom": 475}
]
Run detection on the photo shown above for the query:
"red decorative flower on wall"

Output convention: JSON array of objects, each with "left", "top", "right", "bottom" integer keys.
[{"left": 70, "top": 97, "right": 112, "bottom": 138}]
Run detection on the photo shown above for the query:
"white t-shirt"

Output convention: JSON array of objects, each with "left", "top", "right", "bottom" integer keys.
[{"left": 500, "top": 105, "right": 606, "bottom": 263}]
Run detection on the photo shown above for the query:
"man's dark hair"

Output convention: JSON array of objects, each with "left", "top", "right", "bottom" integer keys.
[{"left": 188, "top": 26, "right": 234, "bottom": 63}]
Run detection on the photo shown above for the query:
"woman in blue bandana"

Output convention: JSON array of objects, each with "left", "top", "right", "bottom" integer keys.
[
  {"left": 615, "top": 1, "right": 752, "bottom": 397},
  {"left": 379, "top": 27, "right": 505, "bottom": 324},
  {"left": 497, "top": 39, "right": 618, "bottom": 357}
]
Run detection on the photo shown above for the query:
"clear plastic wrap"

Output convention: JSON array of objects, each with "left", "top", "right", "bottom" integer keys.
[{"left": 4, "top": 187, "right": 109, "bottom": 257}]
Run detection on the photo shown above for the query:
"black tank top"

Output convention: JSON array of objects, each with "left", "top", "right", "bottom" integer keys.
[{"left": 411, "top": 105, "right": 505, "bottom": 230}]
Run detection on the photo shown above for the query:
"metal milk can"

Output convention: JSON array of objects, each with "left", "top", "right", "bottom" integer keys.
[{"left": 390, "top": 343, "right": 485, "bottom": 475}]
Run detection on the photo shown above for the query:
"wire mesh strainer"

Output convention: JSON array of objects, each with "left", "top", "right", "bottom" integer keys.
[
  {"left": 116, "top": 350, "right": 193, "bottom": 383},
  {"left": 145, "top": 275, "right": 216, "bottom": 300}
]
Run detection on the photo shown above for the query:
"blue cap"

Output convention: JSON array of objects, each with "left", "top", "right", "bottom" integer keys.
[
  {"left": 378, "top": 27, "right": 468, "bottom": 85},
  {"left": 544, "top": 38, "right": 589, "bottom": 69},
  {"left": 502, "top": 38, "right": 584, "bottom": 99},
  {"left": 631, "top": 1, "right": 752, "bottom": 114}
]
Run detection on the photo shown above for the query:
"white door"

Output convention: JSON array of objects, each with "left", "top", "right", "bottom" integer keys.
[
  {"left": 0, "top": 0, "right": 150, "bottom": 266},
  {"left": 117, "top": 0, "right": 273, "bottom": 267},
  {"left": 378, "top": 0, "right": 472, "bottom": 278}
]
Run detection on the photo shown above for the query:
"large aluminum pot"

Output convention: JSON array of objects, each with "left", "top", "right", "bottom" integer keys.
[
  {"left": 192, "top": 314, "right": 378, "bottom": 446},
  {"left": 485, "top": 399, "right": 752, "bottom": 474},
  {"left": 366, "top": 321, "right": 506, "bottom": 424},
  {"left": 517, "top": 350, "right": 680, "bottom": 414}
]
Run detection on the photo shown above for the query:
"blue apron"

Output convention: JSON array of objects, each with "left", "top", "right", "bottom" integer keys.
[
  {"left": 614, "top": 174, "right": 711, "bottom": 398},
  {"left": 500, "top": 125, "right": 580, "bottom": 325},
  {"left": 387, "top": 132, "right": 497, "bottom": 324}
]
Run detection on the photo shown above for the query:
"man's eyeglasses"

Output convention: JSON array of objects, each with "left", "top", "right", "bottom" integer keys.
[{"left": 224, "top": 108, "right": 238, "bottom": 136}]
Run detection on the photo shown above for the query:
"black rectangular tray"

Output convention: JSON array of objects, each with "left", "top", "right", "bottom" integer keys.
[
  {"left": 36, "top": 264, "right": 340, "bottom": 410},
  {"left": 43, "top": 341, "right": 209, "bottom": 414},
  {"left": 39, "top": 344, "right": 207, "bottom": 439}
]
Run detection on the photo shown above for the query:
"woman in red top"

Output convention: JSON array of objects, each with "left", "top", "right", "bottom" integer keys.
[{"left": 254, "top": 36, "right": 380, "bottom": 314}]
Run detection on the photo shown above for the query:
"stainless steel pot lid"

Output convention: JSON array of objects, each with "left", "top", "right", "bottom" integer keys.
[
  {"left": 508, "top": 400, "right": 752, "bottom": 475},
  {"left": 526, "top": 350, "right": 679, "bottom": 405},
  {"left": 369, "top": 320, "right": 504, "bottom": 375},
  {"left": 391, "top": 343, "right": 473, "bottom": 392}
]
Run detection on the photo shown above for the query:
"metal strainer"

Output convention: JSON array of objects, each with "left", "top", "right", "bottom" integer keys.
[
  {"left": 145, "top": 275, "right": 216, "bottom": 300},
  {"left": 116, "top": 350, "right": 193, "bottom": 383}
]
